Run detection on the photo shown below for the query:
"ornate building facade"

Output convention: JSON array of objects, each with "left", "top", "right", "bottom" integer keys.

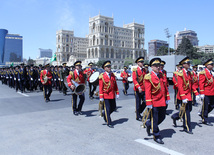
[
  {"left": 85, "top": 14, "right": 146, "bottom": 69},
  {"left": 56, "top": 30, "right": 88, "bottom": 65}
]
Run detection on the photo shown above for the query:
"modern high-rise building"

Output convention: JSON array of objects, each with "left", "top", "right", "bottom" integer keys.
[
  {"left": 39, "top": 48, "right": 52, "bottom": 58},
  {"left": 148, "top": 39, "right": 168, "bottom": 57},
  {"left": 56, "top": 30, "right": 88, "bottom": 65},
  {"left": 174, "top": 28, "right": 199, "bottom": 50},
  {"left": 86, "top": 14, "right": 146, "bottom": 69},
  {"left": 0, "top": 29, "right": 23, "bottom": 66}
]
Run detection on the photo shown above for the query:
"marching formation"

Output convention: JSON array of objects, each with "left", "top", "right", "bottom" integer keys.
[{"left": 0, "top": 56, "right": 214, "bottom": 145}]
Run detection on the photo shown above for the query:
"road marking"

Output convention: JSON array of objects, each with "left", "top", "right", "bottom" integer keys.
[
  {"left": 135, "top": 139, "right": 184, "bottom": 155},
  {"left": 17, "top": 92, "right": 29, "bottom": 97}
]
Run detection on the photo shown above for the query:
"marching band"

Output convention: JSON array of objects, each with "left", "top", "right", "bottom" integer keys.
[{"left": 0, "top": 57, "right": 214, "bottom": 144}]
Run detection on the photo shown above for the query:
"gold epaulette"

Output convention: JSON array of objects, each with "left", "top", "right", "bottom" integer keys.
[
  {"left": 99, "top": 73, "right": 104, "bottom": 79},
  {"left": 132, "top": 67, "right": 137, "bottom": 72},
  {"left": 41, "top": 70, "right": 44, "bottom": 73},
  {"left": 173, "top": 71, "right": 178, "bottom": 75},
  {"left": 69, "top": 71, "right": 74, "bottom": 76},
  {"left": 177, "top": 70, "right": 183, "bottom": 76},
  {"left": 199, "top": 70, "right": 205, "bottom": 75},
  {"left": 144, "top": 73, "right": 151, "bottom": 80},
  {"left": 190, "top": 71, "right": 193, "bottom": 75}
]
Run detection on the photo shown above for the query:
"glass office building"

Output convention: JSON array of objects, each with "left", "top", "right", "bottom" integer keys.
[
  {"left": 0, "top": 29, "right": 8, "bottom": 64},
  {"left": 0, "top": 29, "right": 23, "bottom": 66}
]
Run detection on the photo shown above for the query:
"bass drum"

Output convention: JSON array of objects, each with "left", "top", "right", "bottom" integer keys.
[
  {"left": 89, "top": 71, "right": 100, "bottom": 86},
  {"left": 128, "top": 76, "right": 133, "bottom": 83}
]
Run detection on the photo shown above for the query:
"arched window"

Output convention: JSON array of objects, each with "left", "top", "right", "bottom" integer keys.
[
  {"left": 105, "top": 35, "right": 108, "bottom": 46},
  {"left": 105, "top": 22, "right": 108, "bottom": 32}
]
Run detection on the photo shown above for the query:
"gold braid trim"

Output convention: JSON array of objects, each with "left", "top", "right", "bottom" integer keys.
[{"left": 144, "top": 73, "right": 161, "bottom": 94}]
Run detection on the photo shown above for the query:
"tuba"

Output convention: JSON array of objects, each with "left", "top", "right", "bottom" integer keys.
[{"left": 64, "top": 76, "right": 86, "bottom": 95}]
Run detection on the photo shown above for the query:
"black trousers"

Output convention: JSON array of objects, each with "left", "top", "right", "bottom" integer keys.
[
  {"left": 146, "top": 106, "right": 166, "bottom": 139},
  {"left": 171, "top": 101, "right": 192, "bottom": 131},
  {"left": 89, "top": 82, "right": 97, "bottom": 97},
  {"left": 123, "top": 82, "right": 129, "bottom": 95},
  {"left": 72, "top": 93, "right": 85, "bottom": 112},
  {"left": 202, "top": 95, "right": 214, "bottom": 122},
  {"left": 43, "top": 85, "right": 52, "bottom": 101},
  {"left": 135, "top": 91, "right": 146, "bottom": 119},
  {"left": 103, "top": 99, "right": 116, "bottom": 125}
]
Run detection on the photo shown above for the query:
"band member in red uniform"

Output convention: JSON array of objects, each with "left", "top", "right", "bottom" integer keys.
[
  {"left": 99, "top": 60, "right": 119, "bottom": 128},
  {"left": 171, "top": 57, "right": 200, "bottom": 134},
  {"left": 199, "top": 59, "right": 214, "bottom": 126},
  {"left": 144, "top": 58, "right": 170, "bottom": 144},
  {"left": 132, "top": 57, "right": 147, "bottom": 121},
  {"left": 192, "top": 65, "right": 199, "bottom": 106},
  {"left": 144, "top": 64, "right": 149, "bottom": 74},
  {"left": 40, "top": 64, "right": 53, "bottom": 102},
  {"left": 67, "top": 61, "right": 85, "bottom": 116},
  {"left": 120, "top": 66, "right": 130, "bottom": 95},
  {"left": 84, "top": 62, "right": 96, "bottom": 99},
  {"left": 172, "top": 64, "right": 182, "bottom": 110}
]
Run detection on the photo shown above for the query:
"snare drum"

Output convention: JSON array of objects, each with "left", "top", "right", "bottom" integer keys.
[
  {"left": 89, "top": 72, "right": 100, "bottom": 86},
  {"left": 128, "top": 76, "right": 133, "bottom": 83}
]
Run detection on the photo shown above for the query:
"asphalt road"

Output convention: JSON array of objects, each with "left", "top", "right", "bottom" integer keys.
[{"left": 0, "top": 81, "right": 214, "bottom": 155}]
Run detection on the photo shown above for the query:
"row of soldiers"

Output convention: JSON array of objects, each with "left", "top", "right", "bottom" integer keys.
[{"left": 0, "top": 63, "right": 74, "bottom": 94}]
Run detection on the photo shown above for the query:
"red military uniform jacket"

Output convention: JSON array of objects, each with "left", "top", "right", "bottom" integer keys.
[
  {"left": 160, "top": 69, "right": 169, "bottom": 88},
  {"left": 177, "top": 68, "right": 199, "bottom": 101},
  {"left": 83, "top": 67, "right": 94, "bottom": 82},
  {"left": 67, "top": 69, "right": 85, "bottom": 87},
  {"left": 199, "top": 68, "right": 214, "bottom": 96},
  {"left": 172, "top": 70, "right": 182, "bottom": 100},
  {"left": 192, "top": 71, "right": 199, "bottom": 89},
  {"left": 172, "top": 70, "right": 178, "bottom": 90},
  {"left": 120, "top": 70, "right": 130, "bottom": 83},
  {"left": 99, "top": 72, "right": 119, "bottom": 99},
  {"left": 144, "top": 71, "right": 170, "bottom": 107},
  {"left": 40, "top": 70, "right": 52, "bottom": 85},
  {"left": 132, "top": 67, "right": 146, "bottom": 91}
]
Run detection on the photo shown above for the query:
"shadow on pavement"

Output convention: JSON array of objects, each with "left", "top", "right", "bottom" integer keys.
[
  {"left": 84, "top": 110, "right": 98, "bottom": 117},
  {"left": 160, "top": 128, "right": 176, "bottom": 139},
  {"left": 191, "top": 121, "right": 202, "bottom": 130},
  {"left": 115, "top": 106, "right": 122, "bottom": 112},
  {"left": 112, "top": 118, "right": 128, "bottom": 126},
  {"left": 50, "top": 99, "right": 65, "bottom": 102},
  {"left": 166, "top": 109, "right": 173, "bottom": 115}
]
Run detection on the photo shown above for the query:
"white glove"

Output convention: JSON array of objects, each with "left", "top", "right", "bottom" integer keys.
[
  {"left": 38, "top": 79, "right": 40, "bottom": 81},
  {"left": 31, "top": 78, "right": 33, "bottom": 81},
  {"left": 147, "top": 105, "right": 153, "bottom": 109},
  {"left": 100, "top": 98, "right": 104, "bottom": 102},
  {"left": 200, "top": 94, "right": 205, "bottom": 99},
  {"left": 166, "top": 100, "right": 170, "bottom": 104},
  {"left": 14, "top": 78, "right": 16, "bottom": 80},
  {"left": 54, "top": 79, "right": 56, "bottom": 81},
  {"left": 18, "top": 79, "right": 20, "bottom": 81},
  {"left": 182, "top": 99, "right": 188, "bottom": 104},
  {"left": 58, "top": 78, "right": 60, "bottom": 80},
  {"left": 116, "top": 95, "right": 119, "bottom": 99},
  {"left": 61, "top": 79, "right": 63, "bottom": 82},
  {"left": 196, "top": 95, "right": 200, "bottom": 101}
]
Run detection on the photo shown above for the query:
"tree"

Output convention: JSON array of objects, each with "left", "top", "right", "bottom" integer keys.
[
  {"left": 176, "top": 37, "right": 196, "bottom": 59},
  {"left": 124, "top": 58, "right": 134, "bottom": 67},
  {"left": 27, "top": 57, "right": 35, "bottom": 65},
  {"left": 192, "top": 59, "right": 201, "bottom": 65},
  {"left": 156, "top": 46, "right": 174, "bottom": 56},
  {"left": 95, "top": 60, "right": 105, "bottom": 67}
]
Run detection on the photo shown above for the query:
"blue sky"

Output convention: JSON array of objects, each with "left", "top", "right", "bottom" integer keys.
[{"left": 0, "top": 0, "right": 214, "bottom": 59}]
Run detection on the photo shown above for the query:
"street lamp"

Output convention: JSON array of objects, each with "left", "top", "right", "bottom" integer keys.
[{"left": 164, "top": 28, "right": 171, "bottom": 55}]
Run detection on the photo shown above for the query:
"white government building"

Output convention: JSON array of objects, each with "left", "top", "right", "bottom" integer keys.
[{"left": 56, "top": 14, "right": 146, "bottom": 68}]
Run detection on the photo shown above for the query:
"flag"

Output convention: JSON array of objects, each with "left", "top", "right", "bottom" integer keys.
[
  {"left": 50, "top": 54, "right": 57, "bottom": 62},
  {"left": 11, "top": 62, "right": 14, "bottom": 67}
]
